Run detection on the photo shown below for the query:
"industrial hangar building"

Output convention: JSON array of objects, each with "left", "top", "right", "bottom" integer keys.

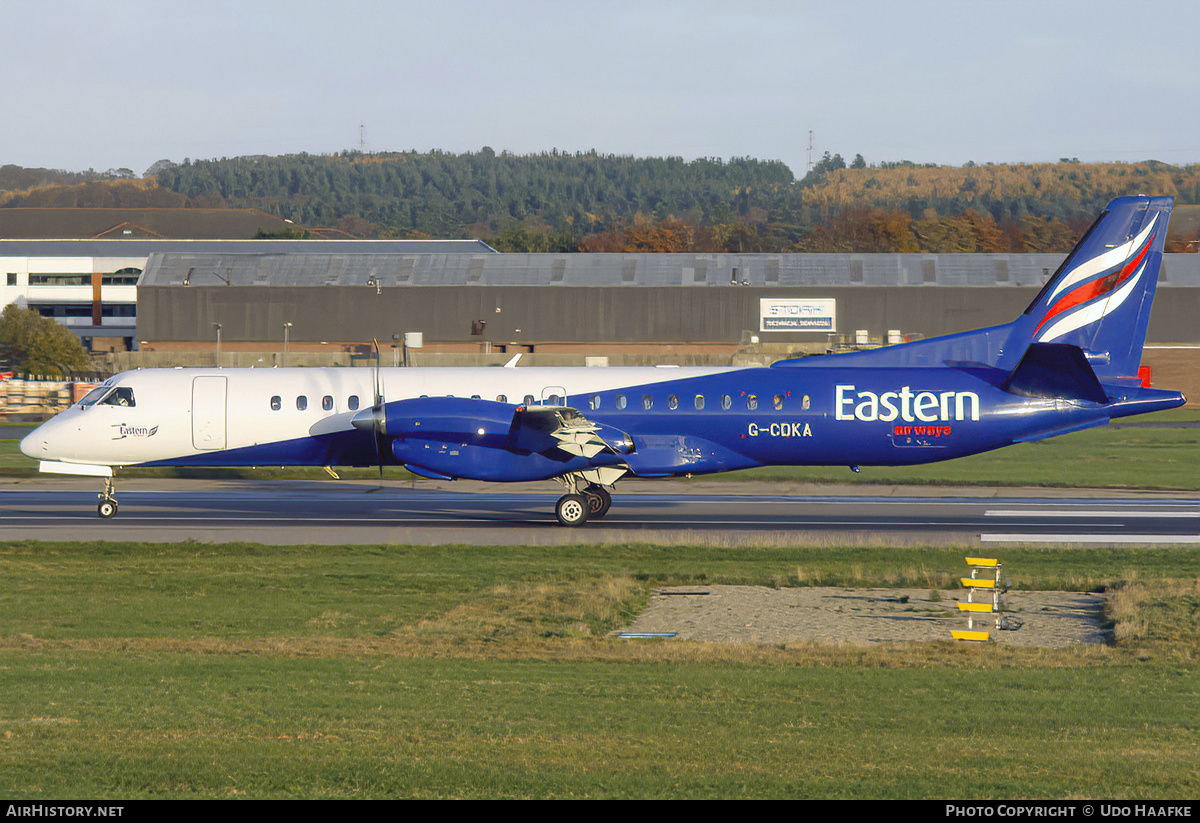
[
  {"left": 135, "top": 250, "right": 1200, "bottom": 358},
  {"left": 0, "top": 237, "right": 496, "bottom": 353}
]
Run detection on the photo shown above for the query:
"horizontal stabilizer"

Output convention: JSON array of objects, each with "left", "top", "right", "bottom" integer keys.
[{"left": 1001, "top": 343, "right": 1108, "bottom": 404}]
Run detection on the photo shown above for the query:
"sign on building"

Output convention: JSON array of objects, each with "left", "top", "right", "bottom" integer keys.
[{"left": 759, "top": 298, "right": 836, "bottom": 332}]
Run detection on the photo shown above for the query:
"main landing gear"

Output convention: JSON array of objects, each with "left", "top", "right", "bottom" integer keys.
[
  {"left": 554, "top": 476, "right": 615, "bottom": 527},
  {"left": 97, "top": 477, "right": 118, "bottom": 519}
]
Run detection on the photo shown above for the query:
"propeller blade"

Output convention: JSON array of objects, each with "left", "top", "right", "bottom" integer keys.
[{"left": 371, "top": 338, "right": 385, "bottom": 488}]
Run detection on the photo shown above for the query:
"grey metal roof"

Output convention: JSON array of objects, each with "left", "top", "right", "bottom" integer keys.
[
  {"left": 134, "top": 251, "right": 1200, "bottom": 288},
  {"left": 0, "top": 238, "right": 497, "bottom": 258}
]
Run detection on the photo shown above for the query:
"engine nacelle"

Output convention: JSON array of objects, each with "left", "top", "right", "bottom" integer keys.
[{"left": 381, "top": 396, "right": 517, "bottom": 443}]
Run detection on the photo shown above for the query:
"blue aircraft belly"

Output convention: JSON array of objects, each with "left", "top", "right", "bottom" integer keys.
[{"left": 139, "top": 429, "right": 381, "bottom": 468}]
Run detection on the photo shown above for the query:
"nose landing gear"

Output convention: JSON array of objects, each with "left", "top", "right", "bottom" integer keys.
[{"left": 98, "top": 477, "right": 119, "bottom": 519}]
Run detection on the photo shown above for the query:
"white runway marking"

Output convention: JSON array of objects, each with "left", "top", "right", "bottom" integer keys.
[
  {"left": 985, "top": 509, "right": 1199, "bottom": 518},
  {"left": 981, "top": 533, "right": 1200, "bottom": 544}
]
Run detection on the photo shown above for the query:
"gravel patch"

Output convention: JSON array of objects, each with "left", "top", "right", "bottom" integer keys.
[{"left": 619, "top": 586, "right": 1109, "bottom": 647}]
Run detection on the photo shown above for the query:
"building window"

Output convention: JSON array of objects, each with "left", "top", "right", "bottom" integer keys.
[
  {"left": 6, "top": 273, "right": 16, "bottom": 286},
  {"left": 29, "top": 273, "right": 90, "bottom": 285},
  {"left": 101, "top": 267, "right": 141, "bottom": 286}
]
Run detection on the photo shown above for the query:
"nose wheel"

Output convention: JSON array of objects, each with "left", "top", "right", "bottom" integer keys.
[{"left": 97, "top": 477, "right": 118, "bottom": 519}]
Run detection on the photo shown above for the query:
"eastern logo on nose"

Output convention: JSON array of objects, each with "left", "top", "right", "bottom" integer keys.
[{"left": 112, "top": 424, "right": 159, "bottom": 440}]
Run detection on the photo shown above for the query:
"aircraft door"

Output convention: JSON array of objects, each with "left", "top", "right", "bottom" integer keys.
[{"left": 192, "top": 376, "right": 228, "bottom": 450}]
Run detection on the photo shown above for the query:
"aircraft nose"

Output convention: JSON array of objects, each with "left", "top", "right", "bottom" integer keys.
[{"left": 20, "top": 428, "right": 46, "bottom": 460}]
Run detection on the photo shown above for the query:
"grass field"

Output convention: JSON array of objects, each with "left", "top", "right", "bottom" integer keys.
[{"left": 0, "top": 540, "right": 1196, "bottom": 799}]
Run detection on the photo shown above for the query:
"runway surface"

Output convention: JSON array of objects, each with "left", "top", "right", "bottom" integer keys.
[{"left": 2, "top": 478, "right": 1197, "bottom": 545}]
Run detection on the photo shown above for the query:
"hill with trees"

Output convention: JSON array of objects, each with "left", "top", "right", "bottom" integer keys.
[{"left": 3, "top": 152, "right": 1198, "bottom": 253}]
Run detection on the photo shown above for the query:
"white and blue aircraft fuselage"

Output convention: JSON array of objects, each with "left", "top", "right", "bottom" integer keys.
[{"left": 21, "top": 196, "right": 1188, "bottom": 525}]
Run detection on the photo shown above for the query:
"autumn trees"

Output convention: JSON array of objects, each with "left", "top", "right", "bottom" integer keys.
[
  {"left": 0, "top": 306, "right": 92, "bottom": 376},
  {"left": 3, "top": 152, "right": 1196, "bottom": 253}
]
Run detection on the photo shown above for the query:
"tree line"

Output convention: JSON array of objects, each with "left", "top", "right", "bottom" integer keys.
[{"left": 2, "top": 151, "right": 1197, "bottom": 253}]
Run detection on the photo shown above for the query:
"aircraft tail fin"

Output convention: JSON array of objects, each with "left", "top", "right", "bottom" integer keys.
[
  {"left": 1011, "top": 194, "right": 1173, "bottom": 383},
  {"left": 771, "top": 195, "right": 1174, "bottom": 380}
]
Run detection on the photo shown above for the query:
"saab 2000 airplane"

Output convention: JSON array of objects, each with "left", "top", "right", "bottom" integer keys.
[{"left": 21, "top": 195, "right": 1186, "bottom": 526}]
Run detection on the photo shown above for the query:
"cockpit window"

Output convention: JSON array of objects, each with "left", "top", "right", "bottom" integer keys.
[
  {"left": 78, "top": 386, "right": 112, "bottom": 407},
  {"left": 79, "top": 386, "right": 136, "bottom": 408},
  {"left": 98, "top": 387, "right": 135, "bottom": 407}
]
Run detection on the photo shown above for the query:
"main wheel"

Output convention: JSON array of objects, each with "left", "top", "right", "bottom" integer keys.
[
  {"left": 584, "top": 486, "right": 612, "bottom": 519},
  {"left": 98, "top": 499, "right": 118, "bottom": 519},
  {"left": 555, "top": 493, "right": 590, "bottom": 527}
]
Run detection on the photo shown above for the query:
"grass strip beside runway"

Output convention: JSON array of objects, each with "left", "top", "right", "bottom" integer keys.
[{"left": 0, "top": 540, "right": 1196, "bottom": 799}]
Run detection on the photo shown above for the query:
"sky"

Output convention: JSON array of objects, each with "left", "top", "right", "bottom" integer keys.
[{"left": 4, "top": 0, "right": 1200, "bottom": 178}]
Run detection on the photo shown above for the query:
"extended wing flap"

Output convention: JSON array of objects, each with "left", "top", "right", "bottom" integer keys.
[{"left": 509, "top": 406, "right": 628, "bottom": 459}]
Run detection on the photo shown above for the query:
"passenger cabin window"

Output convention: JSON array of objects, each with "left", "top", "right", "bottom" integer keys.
[
  {"left": 98, "top": 386, "right": 135, "bottom": 407},
  {"left": 496, "top": 394, "right": 507, "bottom": 403},
  {"left": 746, "top": 395, "right": 758, "bottom": 411},
  {"left": 616, "top": 395, "right": 627, "bottom": 410},
  {"left": 589, "top": 395, "right": 601, "bottom": 410},
  {"left": 642, "top": 395, "right": 653, "bottom": 410},
  {"left": 722, "top": 395, "right": 731, "bottom": 410},
  {"left": 296, "top": 395, "right": 308, "bottom": 411},
  {"left": 774, "top": 394, "right": 785, "bottom": 410},
  {"left": 348, "top": 395, "right": 359, "bottom": 411},
  {"left": 270, "top": 395, "right": 282, "bottom": 411},
  {"left": 523, "top": 394, "right": 535, "bottom": 406},
  {"left": 694, "top": 395, "right": 705, "bottom": 410},
  {"left": 668, "top": 395, "right": 678, "bottom": 410},
  {"left": 322, "top": 395, "right": 334, "bottom": 411}
]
